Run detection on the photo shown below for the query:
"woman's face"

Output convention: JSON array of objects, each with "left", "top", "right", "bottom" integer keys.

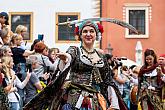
[
  {"left": 81, "top": 26, "right": 96, "bottom": 46},
  {"left": 15, "top": 38, "right": 22, "bottom": 46},
  {"left": 5, "top": 48, "right": 13, "bottom": 56},
  {"left": 43, "top": 48, "right": 49, "bottom": 56},
  {"left": 21, "top": 28, "right": 28, "bottom": 38},
  {"left": 50, "top": 51, "right": 56, "bottom": 60},
  {"left": 0, "top": 16, "right": 6, "bottom": 24},
  {"left": 146, "top": 55, "right": 154, "bottom": 66},
  {"left": 9, "top": 59, "right": 14, "bottom": 68}
]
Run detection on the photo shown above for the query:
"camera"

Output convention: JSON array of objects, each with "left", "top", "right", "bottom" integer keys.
[
  {"left": 112, "top": 57, "right": 127, "bottom": 68},
  {"left": 115, "top": 60, "right": 123, "bottom": 67},
  {"left": 113, "top": 58, "right": 123, "bottom": 67},
  {"left": 26, "top": 64, "right": 32, "bottom": 72}
]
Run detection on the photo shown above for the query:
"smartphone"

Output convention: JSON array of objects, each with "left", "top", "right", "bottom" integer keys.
[
  {"left": 38, "top": 34, "right": 44, "bottom": 41},
  {"left": 26, "top": 64, "right": 32, "bottom": 72},
  {"left": 47, "top": 66, "right": 50, "bottom": 73}
]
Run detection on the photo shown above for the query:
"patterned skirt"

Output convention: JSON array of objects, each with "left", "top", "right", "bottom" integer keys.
[
  {"left": 60, "top": 83, "right": 107, "bottom": 110},
  {"left": 139, "top": 90, "right": 164, "bottom": 110}
]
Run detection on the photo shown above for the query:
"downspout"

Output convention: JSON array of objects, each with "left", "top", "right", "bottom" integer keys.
[{"left": 100, "top": 0, "right": 102, "bottom": 49}]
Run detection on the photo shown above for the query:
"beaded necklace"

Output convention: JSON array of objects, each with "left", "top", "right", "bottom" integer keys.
[{"left": 81, "top": 46, "right": 96, "bottom": 54}]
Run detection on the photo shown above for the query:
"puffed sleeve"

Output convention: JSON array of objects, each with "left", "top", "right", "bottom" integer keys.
[{"left": 66, "top": 46, "right": 78, "bottom": 64}]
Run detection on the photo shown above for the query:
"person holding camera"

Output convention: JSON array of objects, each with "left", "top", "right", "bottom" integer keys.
[
  {"left": 24, "top": 55, "right": 43, "bottom": 104},
  {"left": 112, "top": 60, "right": 127, "bottom": 96},
  {"left": 32, "top": 42, "right": 56, "bottom": 84}
]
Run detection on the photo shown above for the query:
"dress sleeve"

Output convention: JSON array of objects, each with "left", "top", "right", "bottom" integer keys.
[
  {"left": 66, "top": 46, "right": 78, "bottom": 64},
  {"left": 54, "top": 46, "right": 76, "bottom": 72},
  {"left": 100, "top": 56, "right": 114, "bottom": 86}
]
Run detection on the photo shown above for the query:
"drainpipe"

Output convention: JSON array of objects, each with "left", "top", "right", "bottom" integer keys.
[{"left": 100, "top": 0, "right": 102, "bottom": 49}]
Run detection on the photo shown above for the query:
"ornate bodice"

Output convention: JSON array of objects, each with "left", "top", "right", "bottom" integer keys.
[
  {"left": 142, "top": 69, "right": 159, "bottom": 89},
  {"left": 67, "top": 47, "right": 103, "bottom": 85}
]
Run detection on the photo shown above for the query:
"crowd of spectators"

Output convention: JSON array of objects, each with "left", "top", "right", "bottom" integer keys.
[{"left": 0, "top": 12, "right": 62, "bottom": 110}]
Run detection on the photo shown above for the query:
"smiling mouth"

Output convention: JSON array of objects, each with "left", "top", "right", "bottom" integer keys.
[{"left": 85, "top": 36, "right": 92, "bottom": 40}]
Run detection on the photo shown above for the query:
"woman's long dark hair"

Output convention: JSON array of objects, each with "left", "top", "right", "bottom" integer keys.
[{"left": 144, "top": 49, "right": 157, "bottom": 66}]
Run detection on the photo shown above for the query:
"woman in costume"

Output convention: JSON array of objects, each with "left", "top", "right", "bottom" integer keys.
[
  {"left": 138, "top": 49, "right": 165, "bottom": 110},
  {"left": 50, "top": 20, "right": 127, "bottom": 110}
]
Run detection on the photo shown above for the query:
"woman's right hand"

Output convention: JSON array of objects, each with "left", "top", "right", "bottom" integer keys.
[
  {"left": 42, "top": 72, "right": 50, "bottom": 80},
  {"left": 156, "top": 66, "right": 162, "bottom": 73},
  {"left": 56, "top": 52, "right": 69, "bottom": 63},
  {"left": 26, "top": 71, "right": 31, "bottom": 78},
  {"left": 11, "top": 74, "right": 16, "bottom": 83}
]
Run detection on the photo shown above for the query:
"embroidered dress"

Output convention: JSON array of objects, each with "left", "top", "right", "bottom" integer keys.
[{"left": 138, "top": 66, "right": 164, "bottom": 110}]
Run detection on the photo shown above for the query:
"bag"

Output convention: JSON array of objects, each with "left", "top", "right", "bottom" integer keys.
[{"left": 13, "top": 92, "right": 20, "bottom": 101}]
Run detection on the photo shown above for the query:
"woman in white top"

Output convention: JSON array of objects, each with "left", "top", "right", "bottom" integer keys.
[{"left": 2, "top": 56, "right": 31, "bottom": 110}]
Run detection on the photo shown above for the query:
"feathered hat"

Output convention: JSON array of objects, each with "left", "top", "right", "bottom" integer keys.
[
  {"left": 57, "top": 17, "right": 138, "bottom": 41},
  {"left": 74, "top": 20, "right": 104, "bottom": 41}
]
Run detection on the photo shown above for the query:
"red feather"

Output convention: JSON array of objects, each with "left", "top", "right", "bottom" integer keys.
[
  {"left": 74, "top": 26, "right": 79, "bottom": 35},
  {"left": 97, "top": 23, "right": 104, "bottom": 33}
]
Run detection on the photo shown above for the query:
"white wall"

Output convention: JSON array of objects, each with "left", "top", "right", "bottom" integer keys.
[{"left": 0, "top": 0, "right": 97, "bottom": 51}]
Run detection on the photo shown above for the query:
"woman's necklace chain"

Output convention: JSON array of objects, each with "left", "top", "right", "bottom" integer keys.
[{"left": 81, "top": 46, "right": 95, "bottom": 55}]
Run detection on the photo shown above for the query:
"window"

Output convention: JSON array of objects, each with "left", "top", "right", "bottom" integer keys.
[
  {"left": 129, "top": 10, "right": 145, "bottom": 35},
  {"left": 9, "top": 12, "right": 33, "bottom": 42},
  {"left": 56, "top": 12, "right": 80, "bottom": 43},
  {"left": 124, "top": 4, "right": 150, "bottom": 38}
]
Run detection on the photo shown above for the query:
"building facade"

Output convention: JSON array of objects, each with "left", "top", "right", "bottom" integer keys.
[{"left": 101, "top": 0, "right": 165, "bottom": 61}]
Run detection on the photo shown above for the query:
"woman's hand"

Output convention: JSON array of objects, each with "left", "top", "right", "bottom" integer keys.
[
  {"left": 161, "top": 75, "right": 165, "bottom": 82},
  {"left": 42, "top": 72, "right": 50, "bottom": 80},
  {"left": 56, "top": 52, "right": 69, "bottom": 63},
  {"left": 156, "top": 66, "right": 162, "bottom": 73},
  {"left": 26, "top": 71, "right": 31, "bottom": 79},
  {"left": 11, "top": 74, "right": 16, "bottom": 83}
]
